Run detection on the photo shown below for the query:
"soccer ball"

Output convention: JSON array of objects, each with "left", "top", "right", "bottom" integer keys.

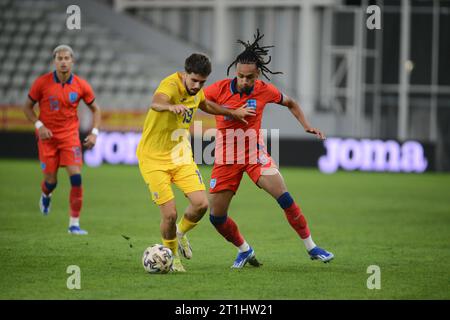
[{"left": 142, "top": 244, "right": 173, "bottom": 274}]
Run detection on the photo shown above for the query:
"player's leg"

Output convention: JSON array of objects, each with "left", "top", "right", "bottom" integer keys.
[
  {"left": 183, "top": 190, "right": 209, "bottom": 224},
  {"left": 158, "top": 199, "right": 185, "bottom": 272},
  {"left": 139, "top": 161, "right": 185, "bottom": 272},
  {"left": 65, "top": 165, "right": 87, "bottom": 235},
  {"left": 210, "top": 190, "right": 244, "bottom": 249},
  {"left": 210, "top": 190, "right": 261, "bottom": 268},
  {"left": 176, "top": 190, "right": 208, "bottom": 259},
  {"left": 209, "top": 165, "right": 261, "bottom": 268},
  {"left": 37, "top": 137, "right": 59, "bottom": 215},
  {"left": 172, "top": 164, "right": 208, "bottom": 259},
  {"left": 209, "top": 190, "right": 238, "bottom": 245},
  {"left": 59, "top": 141, "right": 86, "bottom": 234},
  {"left": 40, "top": 171, "right": 58, "bottom": 215},
  {"left": 255, "top": 169, "right": 334, "bottom": 263}
]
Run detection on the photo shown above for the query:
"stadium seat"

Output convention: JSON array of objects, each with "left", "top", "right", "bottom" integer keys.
[
  {"left": 0, "top": 74, "right": 10, "bottom": 87},
  {"left": 0, "top": 0, "right": 176, "bottom": 110}
]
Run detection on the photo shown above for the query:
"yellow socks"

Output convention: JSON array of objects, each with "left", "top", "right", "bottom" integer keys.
[
  {"left": 162, "top": 238, "right": 178, "bottom": 256},
  {"left": 177, "top": 216, "right": 198, "bottom": 235}
]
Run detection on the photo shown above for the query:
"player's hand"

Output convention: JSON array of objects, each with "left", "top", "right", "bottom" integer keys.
[
  {"left": 169, "top": 105, "right": 189, "bottom": 115},
  {"left": 83, "top": 134, "right": 97, "bottom": 149},
  {"left": 231, "top": 103, "right": 256, "bottom": 125},
  {"left": 305, "top": 127, "right": 326, "bottom": 140},
  {"left": 38, "top": 126, "right": 53, "bottom": 140}
]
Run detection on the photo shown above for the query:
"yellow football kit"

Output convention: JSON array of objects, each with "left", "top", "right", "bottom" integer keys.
[{"left": 136, "top": 72, "right": 205, "bottom": 205}]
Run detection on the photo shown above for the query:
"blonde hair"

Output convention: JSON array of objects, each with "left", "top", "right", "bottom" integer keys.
[{"left": 52, "top": 44, "right": 74, "bottom": 59}]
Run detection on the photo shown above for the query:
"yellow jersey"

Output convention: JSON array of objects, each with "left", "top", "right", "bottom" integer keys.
[{"left": 136, "top": 72, "right": 205, "bottom": 164}]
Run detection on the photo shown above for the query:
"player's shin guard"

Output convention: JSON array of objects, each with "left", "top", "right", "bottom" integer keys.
[
  {"left": 209, "top": 213, "right": 244, "bottom": 247},
  {"left": 277, "top": 192, "right": 311, "bottom": 239},
  {"left": 41, "top": 180, "right": 57, "bottom": 196},
  {"left": 69, "top": 174, "right": 83, "bottom": 218}
]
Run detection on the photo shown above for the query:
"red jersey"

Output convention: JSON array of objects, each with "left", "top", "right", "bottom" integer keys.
[
  {"left": 204, "top": 78, "right": 283, "bottom": 164},
  {"left": 204, "top": 78, "right": 282, "bottom": 130},
  {"left": 28, "top": 71, "right": 95, "bottom": 139}
]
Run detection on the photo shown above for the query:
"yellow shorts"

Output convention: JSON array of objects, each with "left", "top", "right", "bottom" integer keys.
[{"left": 138, "top": 160, "right": 206, "bottom": 205}]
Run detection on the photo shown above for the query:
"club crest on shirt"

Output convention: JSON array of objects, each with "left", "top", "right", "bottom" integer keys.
[
  {"left": 69, "top": 92, "right": 78, "bottom": 103},
  {"left": 247, "top": 99, "right": 257, "bottom": 110}
]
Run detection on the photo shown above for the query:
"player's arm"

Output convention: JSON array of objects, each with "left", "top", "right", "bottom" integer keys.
[
  {"left": 199, "top": 100, "right": 256, "bottom": 124},
  {"left": 23, "top": 97, "right": 53, "bottom": 140},
  {"left": 279, "top": 94, "right": 326, "bottom": 140},
  {"left": 83, "top": 100, "right": 101, "bottom": 149},
  {"left": 150, "top": 93, "right": 188, "bottom": 115}
]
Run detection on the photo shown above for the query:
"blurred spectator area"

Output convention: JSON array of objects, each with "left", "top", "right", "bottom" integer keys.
[{"left": 0, "top": 0, "right": 176, "bottom": 111}]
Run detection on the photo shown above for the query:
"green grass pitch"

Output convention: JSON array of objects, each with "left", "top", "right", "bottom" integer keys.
[{"left": 0, "top": 159, "right": 449, "bottom": 299}]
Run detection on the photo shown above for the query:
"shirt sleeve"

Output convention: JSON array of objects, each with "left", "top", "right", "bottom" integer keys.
[
  {"left": 203, "top": 82, "right": 220, "bottom": 103},
  {"left": 82, "top": 80, "right": 96, "bottom": 105},
  {"left": 28, "top": 77, "right": 42, "bottom": 103},
  {"left": 265, "top": 83, "right": 283, "bottom": 104},
  {"left": 155, "top": 78, "right": 179, "bottom": 102}
]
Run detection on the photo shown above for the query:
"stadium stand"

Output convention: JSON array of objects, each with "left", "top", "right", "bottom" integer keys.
[{"left": 0, "top": 0, "right": 177, "bottom": 110}]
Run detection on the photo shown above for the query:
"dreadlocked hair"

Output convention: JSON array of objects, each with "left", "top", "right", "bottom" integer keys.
[{"left": 227, "top": 29, "right": 283, "bottom": 80}]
